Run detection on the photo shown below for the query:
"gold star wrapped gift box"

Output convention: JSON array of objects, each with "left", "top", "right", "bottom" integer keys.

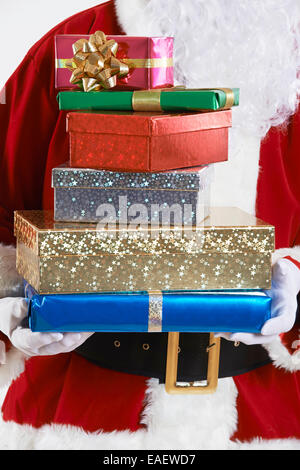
[{"left": 14, "top": 208, "right": 274, "bottom": 295}]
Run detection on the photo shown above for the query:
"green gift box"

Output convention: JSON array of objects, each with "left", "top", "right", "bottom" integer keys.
[{"left": 57, "top": 88, "right": 239, "bottom": 112}]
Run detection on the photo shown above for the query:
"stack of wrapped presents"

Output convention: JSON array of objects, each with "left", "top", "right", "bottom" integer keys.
[{"left": 14, "top": 32, "right": 275, "bottom": 393}]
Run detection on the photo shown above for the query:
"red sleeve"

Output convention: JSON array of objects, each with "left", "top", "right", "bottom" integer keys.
[
  {"left": 257, "top": 108, "right": 300, "bottom": 249},
  {"left": 0, "top": 0, "right": 121, "bottom": 246},
  {"left": 0, "top": 55, "right": 58, "bottom": 245}
]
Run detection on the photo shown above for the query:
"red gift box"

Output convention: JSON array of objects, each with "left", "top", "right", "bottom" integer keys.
[{"left": 67, "top": 110, "right": 232, "bottom": 172}]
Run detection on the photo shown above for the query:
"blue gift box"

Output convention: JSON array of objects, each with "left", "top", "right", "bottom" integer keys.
[{"left": 25, "top": 284, "right": 272, "bottom": 333}]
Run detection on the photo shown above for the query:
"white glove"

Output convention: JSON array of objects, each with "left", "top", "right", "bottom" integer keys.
[
  {"left": 216, "top": 258, "right": 300, "bottom": 345},
  {"left": 0, "top": 297, "right": 94, "bottom": 359},
  {"left": 0, "top": 339, "right": 6, "bottom": 365}
]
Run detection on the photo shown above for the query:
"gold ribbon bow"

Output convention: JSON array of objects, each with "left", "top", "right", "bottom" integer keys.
[{"left": 65, "top": 31, "right": 130, "bottom": 92}]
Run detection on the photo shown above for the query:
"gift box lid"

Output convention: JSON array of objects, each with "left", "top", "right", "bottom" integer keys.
[
  {"left": 55, "top": 34, "right": 174, "bottom": 57},
  {"left": 66, "top": 109, "right": 232, "bottom": 137},
  {"left": 14, "top": 208, "right": 275, "bottom": 257},
  {"left": 51, "top": 164, "right": 212, "bottom": 191}
]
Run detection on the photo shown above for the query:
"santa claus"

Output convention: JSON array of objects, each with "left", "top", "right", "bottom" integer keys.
[{"left": 0, "top": 0, "right": 300, "bottom": 450}]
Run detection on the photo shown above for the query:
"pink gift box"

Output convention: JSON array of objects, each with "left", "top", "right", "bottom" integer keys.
[{"left": 55, "top": 35, "right": 174, "bottom": 91}]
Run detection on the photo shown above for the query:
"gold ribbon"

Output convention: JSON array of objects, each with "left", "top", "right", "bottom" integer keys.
[
  {"left": 212, "top": 88, "right": 235, "bottom": 109},
  {"left": 132, "top": 87, "right": 235, "bottom": 112},
  {"left": 65, "top": 31, "right": 130, "bottom": 92},
  {"left": 57, "top": 57, "right": 173, "bottom": 70},
  {"left": 132, "top": 90, "right": 163, "bottom": 112},
  {"left": 122, "top": 58, "right": 173, "bottom": 69},
  {"left": 132, "top": 86, "right": 185, "bottom": 112}
]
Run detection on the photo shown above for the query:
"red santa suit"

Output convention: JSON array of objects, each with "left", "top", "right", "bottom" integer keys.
[{"left": 0, "top": 0, "right": 300, "bottom": 450}]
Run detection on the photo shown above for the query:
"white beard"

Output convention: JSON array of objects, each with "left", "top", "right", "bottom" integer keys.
[{"left": 116, "top": 0, "right": 300, "bottom": 214}]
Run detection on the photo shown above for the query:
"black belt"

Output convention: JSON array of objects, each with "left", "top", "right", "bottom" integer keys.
[{"left": 75, "top": 332, "right": 271, "bottom": 383}]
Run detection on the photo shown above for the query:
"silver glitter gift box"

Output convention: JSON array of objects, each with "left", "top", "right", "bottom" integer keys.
[
  {"left": 52, "top": 165, "right": 212, "bottom": 225},
  {"left": 14, "top": 208, "right": 274, "bottom": 294}
]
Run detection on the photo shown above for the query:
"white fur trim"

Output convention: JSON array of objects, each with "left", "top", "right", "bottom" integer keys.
[
  {"left": 0, "top": 347, "right": 26, "bottom": 388},
  {"left": 229, "top": 438, "right": 300, "bottom": 450},
  {"left": 0, "top": 244, "right": 23, "bottom": 298},
  {"left": 272, "top": 246, "right": 300, "bottom": 265},
  {"left": 263, "top": 337, "right": 300, "bottom": 372},
  {"left": 0, "top": 376, "right": 299, "bottom": 450},
  {"left": 140, "top": 377, "right": 238, "bottom": 450}
]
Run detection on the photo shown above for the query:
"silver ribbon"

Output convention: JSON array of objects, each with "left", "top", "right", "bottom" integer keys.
[{"left": 148, "top": 290, "right": 163, "bottom": 332}]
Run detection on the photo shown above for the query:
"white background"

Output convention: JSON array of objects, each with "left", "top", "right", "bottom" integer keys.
[{"left": 0, "top": 0, "right": 106, "bottom": 88}]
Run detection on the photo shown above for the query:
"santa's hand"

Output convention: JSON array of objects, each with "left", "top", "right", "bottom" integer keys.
[
  {"left": 0, "top": 297, "right": 93, "bottom": 358},
  {"left": 216, "top": 258, "right": 300, "bottom": 346}
]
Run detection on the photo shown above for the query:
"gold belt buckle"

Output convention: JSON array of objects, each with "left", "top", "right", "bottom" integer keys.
[{"left": 165, "top": 332, "right": 221, "bottom": 394}]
